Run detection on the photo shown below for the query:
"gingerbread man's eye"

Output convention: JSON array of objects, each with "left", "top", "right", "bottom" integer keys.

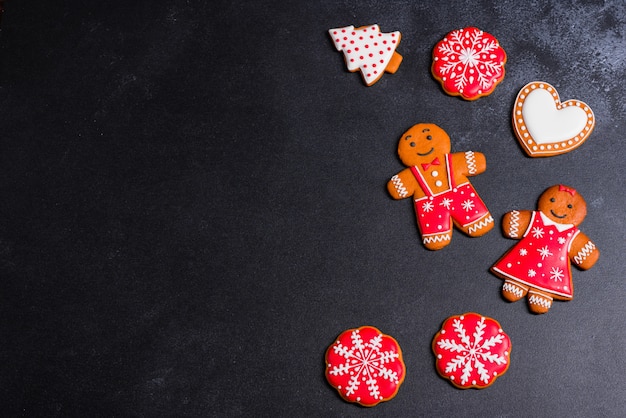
[
  {"left": 410, "top": 142, "right": 416, "bottom": 147},
  {"left": 567, "top": 204, "right": 573, "bottom": 209},
  {"left": 550, "top": 198, "right": 556, "bottom": 202},
  {"left": 426, "top": 135, "right": 432, "bottom": 140}
]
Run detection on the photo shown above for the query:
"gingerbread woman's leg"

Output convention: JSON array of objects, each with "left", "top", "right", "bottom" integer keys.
[
  {"left": 502, "top": 279, "right": 528, "bottom": 302},
  {"left": 527, "top": 288, "right": 554, "bottom": 314}
]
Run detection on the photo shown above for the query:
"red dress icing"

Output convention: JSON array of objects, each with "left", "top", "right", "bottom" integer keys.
[
  {"left": 325, "top": 326, "right": 405, "bottom": 406},
  {"left": 432, "top": 313, "right": 511, "bottom": 389},
  {"left": 492, "top": 211, "right": 579, "bottom": 299}
]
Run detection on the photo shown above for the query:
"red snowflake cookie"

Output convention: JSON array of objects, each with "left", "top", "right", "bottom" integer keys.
[
  {"left": 325, "top": 326, "right": 405, "bottom": 406},
  {"left": 432, "top": 27, "right": 506, "bottom": 100},
  {"left": 432, "top": 313, "right": 511, "bottom": 389},
  {"left": 329, "top": 24, "right": 402, "bottom": 86}
]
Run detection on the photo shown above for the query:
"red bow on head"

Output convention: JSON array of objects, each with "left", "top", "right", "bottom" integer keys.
[
  {"left": 421, "top": 157, "right": 440, "bottom": 171},
  {"left": 559, "top": 185, "right": 577, "bottom": 196}
]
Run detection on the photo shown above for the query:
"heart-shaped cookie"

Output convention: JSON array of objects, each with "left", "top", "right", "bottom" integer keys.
[{"left": 513, "top": 82, "right": 595, "bottom": 157}]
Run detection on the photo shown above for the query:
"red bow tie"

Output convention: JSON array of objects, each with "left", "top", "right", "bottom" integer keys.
[
  {"left": 421, "top": 157, "right": 440, "bottom": 171},
  {"left": 559, "top": 185, "right": 577, "bottom": 196}
]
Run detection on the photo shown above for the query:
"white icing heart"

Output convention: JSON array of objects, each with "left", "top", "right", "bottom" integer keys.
[{"left": 522, "top": 88, "right": 588, "bottom": 144}]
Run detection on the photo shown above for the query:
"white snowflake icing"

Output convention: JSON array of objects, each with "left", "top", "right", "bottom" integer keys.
[
  {"left": 422, "top": 200, "right": 435, "bottom": 212},
  {"left": 528, "top": 269, "right": 537, "bottom": 278},
  {"left": 440, "top": 197, "right": 453, "bottom": 209},
  {"left": 531, "top": 227, "right": 544, "bottom": 239},
  {"left": 519, "top": 248, "right": 528, "bottom": 256},
  {"left": 461, "top": 199, "right": 475, "bottom": 212},
  {"left": 329, "top": 329, "right": 400, "bottom": 399},
  {"left": 434, "top": 28, "right": 504, "bottom": 93},
  {"left": 537, "top": 245, "right": 553, "bottom": 260},
  {"left": 550, "top": 267, "right": 565, "bottom": 281},
  {"left": 436, "top": 316, "right": 507, "bottom": 386},
  {"left": 558, "top": 237, "right": 566, "bottom": 245}
]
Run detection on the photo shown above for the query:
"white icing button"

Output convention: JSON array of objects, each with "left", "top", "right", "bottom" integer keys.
[
  {"left": 435, "top": 180, "right": 443, "bottom": 187},
  {"left": 431, "top": 170, "right": 439, "bottom": 177}
]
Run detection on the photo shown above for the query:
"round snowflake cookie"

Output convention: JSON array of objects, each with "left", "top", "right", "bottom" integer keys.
[
  {"left": 432, "top": 27, "right": 506, "bottom": 100},
  {"left": 325, "top": 326, "right": 405, "bottom": 406},
  {"left": 432, "top": 313, "right": 511, "bottom": 389}
]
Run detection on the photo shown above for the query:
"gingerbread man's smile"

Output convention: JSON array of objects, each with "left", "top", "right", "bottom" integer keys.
[{"left": 417, "top": 147, "right": 434, "bottom": 156}]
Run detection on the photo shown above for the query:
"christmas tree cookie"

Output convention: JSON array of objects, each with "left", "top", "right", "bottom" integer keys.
[{"left": 329, "top": 24, "right": 402, "bottom": 86}]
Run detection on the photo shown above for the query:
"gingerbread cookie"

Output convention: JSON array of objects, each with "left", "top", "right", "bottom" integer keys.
[
  {"left": 432, "top": 313, "right": 511, "bottom": 389},
  {"left": 387, "top": 123, "right": 494, "bottom": 250},
  {"left": 325, "top": 326, "right": 405, "bottom": 407},
  {"left": 329, "top": 24, "right": 402, "bottom": 86},
  {"left": 431, "top": 27, "right": 506, "bottom": 100},
  {"left": 491, "top": 185, "right": 599, "bottom": 314},
  {"left": 513, "top": 81, "right": 595, "bottom": 157}
]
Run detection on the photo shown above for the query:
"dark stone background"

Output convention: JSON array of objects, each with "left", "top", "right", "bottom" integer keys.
[{"left": 1, "top": 0, "right": 624, "bottom": 416}]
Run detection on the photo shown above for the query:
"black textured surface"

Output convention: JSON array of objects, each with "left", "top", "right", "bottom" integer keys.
[{"left": 1, "top": 1, "right": 625, "bottom": 416}]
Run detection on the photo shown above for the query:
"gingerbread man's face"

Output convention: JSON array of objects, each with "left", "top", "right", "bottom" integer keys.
[
  {"left": 397, "top": 123, "right": 451, "bottom": 167},
  {"left": 538, "top": 184, "right": 587, "bottom": 226}
]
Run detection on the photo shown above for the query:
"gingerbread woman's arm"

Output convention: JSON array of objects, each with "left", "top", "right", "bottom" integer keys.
[
  {"left": 501, "top": 210, "right": 533, "bottom": 239},
  {"left": 569, "top": 231, "right": 599, "bottom": 270},
  {"left": 450, "top": 151, "right": 487, "bottom": 177},
  {"left": 387, "top": 168, "right": 417, "bottom": 200}
]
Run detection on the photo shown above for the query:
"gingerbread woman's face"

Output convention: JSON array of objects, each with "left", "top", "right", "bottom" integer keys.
[
  {"left": 537, "top": 184, "right": 587, "bottom": 226},
  {"left": 397, "top": 123, "right": 451, "bottom": 167}
]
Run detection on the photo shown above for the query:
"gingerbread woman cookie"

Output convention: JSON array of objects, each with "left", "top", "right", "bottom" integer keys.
[
  {"left": 387, "top": 123, "right": 494, "bottom": 250},
  {"left": 491, "top": 185, "right": 599, "bottom": 314}
]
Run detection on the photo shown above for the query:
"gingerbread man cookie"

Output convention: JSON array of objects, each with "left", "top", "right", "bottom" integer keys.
[
  {"left": 387, "top": 123, "right": 494, "bottom": 250},
  {"left": 325, "top": 326, "right": 405, "bottom": 407},
  {"left": 491, "top": 185, "right": 599, "bottom": 314}
]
